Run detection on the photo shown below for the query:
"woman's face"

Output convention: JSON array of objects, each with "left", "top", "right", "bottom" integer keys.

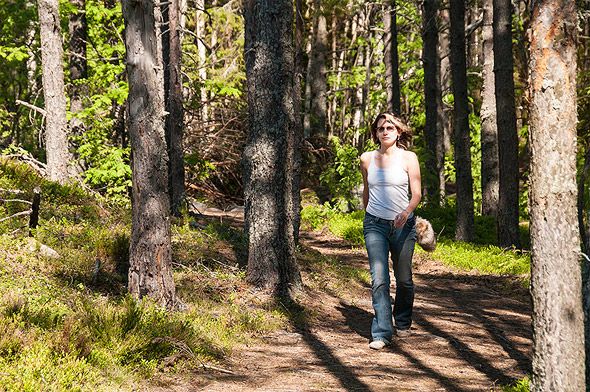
[{"left": 376, "top": 115, "right": 399, "bottom": 146}]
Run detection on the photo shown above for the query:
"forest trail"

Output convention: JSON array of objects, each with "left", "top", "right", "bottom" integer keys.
[{"left": 151, "top": 211, "right": 532, "bottom": 392}]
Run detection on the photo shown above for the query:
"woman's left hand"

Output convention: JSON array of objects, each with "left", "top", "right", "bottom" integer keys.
[{"left": 394, "top": 210, "right": 409, "bottom": 228}]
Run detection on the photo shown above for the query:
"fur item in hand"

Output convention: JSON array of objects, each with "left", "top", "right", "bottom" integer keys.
[{"left": 415, "top": 216, "right": 436, "bottom": 252}]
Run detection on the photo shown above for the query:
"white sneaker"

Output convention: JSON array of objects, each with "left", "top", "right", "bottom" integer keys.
[
  {"left": 396, "top": 328, "right": 412, "bottom": 338},
  {"left": 368, "top": 340, "right": 388, "bottom": 350}
]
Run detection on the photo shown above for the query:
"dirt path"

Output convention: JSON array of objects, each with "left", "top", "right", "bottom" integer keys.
[{"left": 154, "top": 219, "right": 532, "bottom": 391}]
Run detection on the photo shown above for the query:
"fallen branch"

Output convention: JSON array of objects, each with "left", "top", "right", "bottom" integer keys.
[
  {"left": 2, "top": 154, "right": 47, "bottom": 176},
  {"left": 0, "top": 198, "right": 32, "bottom": 205},
  {"left": 0, "top": 188, "right": 26, "bottom": 194},
  {"left": 0, "top": 209, "right": 32, "bottom": 223}
]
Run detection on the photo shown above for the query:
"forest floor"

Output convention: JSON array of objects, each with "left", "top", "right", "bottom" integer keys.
[{"left": 149, "top": 211, "right": 532, "bottom": 392}]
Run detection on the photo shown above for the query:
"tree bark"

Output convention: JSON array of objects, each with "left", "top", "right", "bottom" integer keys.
[
  {"left": 480, "top": 0, "right": 499, "bottom": 217},
  {"left": 439, "top": 6, "right": 453, "bottom": 155},
  {"left": 383, "top": 0, "right": 400, "bottom": 115},
  {"left": 68, "top": 0, "right": 87, "bottom": 118},
  {"left": 493, "top": 0, "right": 520, "bottom": 248},
  {"left": 243, "top": 0, "right": 302, "bottom": 294},
  {"left": 304, "top": 0, "right": 328, "bottom": 139},
  {"left": 38, "top": 0, "right": 71, "bottom": 183},
  {"left": 162, "top": 0, "right": 185, "bottom": 217},
  {"left": 529, "top": 1, "right": 586, "bottom": 390},
  {"left": 449, "top": 0, "right": 474, "bottom": 242},
  {"left": 195, "top": 0, "right": 208, "bottom": 123},
  {"left": 122, "top": 0, "right": 176, "bottom": 308},
  {"left": 422, "top": 0, "right": 444, "bottom": 206}
]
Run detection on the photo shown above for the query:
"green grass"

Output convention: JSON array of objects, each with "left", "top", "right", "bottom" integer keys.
[
  {"left": 502, "top": 376, "right": 529, "bottom": 392},
  {"left": 300, "top": 204, "right": 531, "bottom": 280},
  {"left": 0, "top": 160, "right": 287, "bottom": 391}
]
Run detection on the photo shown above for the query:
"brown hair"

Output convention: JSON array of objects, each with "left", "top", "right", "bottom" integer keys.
[{"left": 370, "top": 112, "right": 413, "bottom": 150}]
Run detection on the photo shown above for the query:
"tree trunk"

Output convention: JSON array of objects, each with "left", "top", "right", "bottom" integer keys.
[
  {"left": 162, "top": 0, "right": 185, "bottom": 217},
  {"left": 38, "top": 0, "right": 71, "bottom": 183},
  {"left": 383, "top": 0, "right": 400, "bottom": 115},
  {"left": 579, "top": 144, "right": 590, "bottom": 255},
  {"left": 195, "top": 0, "right": 208, "bottom": 123},
  {"left": 493, "top": 0, "right": 520, "bottom": 248},
  {"left": 68, "top": 0, "right": 87, "bottom": 121},
  {"left": 529, "top": 1, "right": 586, "bottom": 390},
  {"left": 243, "top": 0, "right": 302, "bottom": 295},
  {"left": 422, "top": 0, "right": 444, "bottom": 206},
  {"left": 449, "top": 0, "right": 474, "bottom": 242},
  {"left": 122, "top": 0, "right": 176, "bottom": 308},
  {"left": 480, "top": 0, "right": 499, "bottom": 217},
  {"left": 294, "top": 0, "right": 304, "bottom": 245},
  {"left": 439, "top": 6, "right": 453, "bottom": 155},
  {"left": 303, "top": 0, "right": 328, "bottom": 139}
]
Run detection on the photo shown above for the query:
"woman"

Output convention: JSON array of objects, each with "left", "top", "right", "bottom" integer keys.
[{"left": 360, "top": 112, "right": 421, "bottom": 350}]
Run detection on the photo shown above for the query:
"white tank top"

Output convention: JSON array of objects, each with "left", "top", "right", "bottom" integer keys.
[{"left": 366, "top": 150, "right": 410, "bottom": 220}]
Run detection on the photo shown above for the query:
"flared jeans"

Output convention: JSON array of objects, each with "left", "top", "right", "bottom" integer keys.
[{"left": 363, "top": 212, "right": 417, "bottom": 342}]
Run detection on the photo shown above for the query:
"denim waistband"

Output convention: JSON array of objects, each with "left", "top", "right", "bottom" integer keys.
[{"left": 365, "top": 211, "right": 414, "bottom": 225}]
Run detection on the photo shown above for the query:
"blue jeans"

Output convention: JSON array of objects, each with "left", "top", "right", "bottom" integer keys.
[{"left": 363, "top": 212, "right": 417, "bottom": 342}]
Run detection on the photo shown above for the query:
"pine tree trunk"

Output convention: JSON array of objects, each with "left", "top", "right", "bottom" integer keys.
[
  {"left": 422, "top": 0, "right": 444, "bottom": 206},
  {"left": 480, "top": 0, "right": 499, "bottom": 217},
  {"left": 68, "top": 0, "right": 87, "bottom": 119},
  {"left": 162, "top": 0, "right": 185, "bottom": 217},
  {"left": 304, "top": 0, "right": 328, "bottom": 139},
  {"left": 243, "top": 0, "right": 302, "bottom": 294},
  {"left": 195, "top": 0, "right": 208, "bottom": 123},
  {"left": 439, "top": 7, "right": 452, "bottom": 155},
  {"left": 529, "top": 1, "right": 585, "bottom": 389},
  {"left": 38, "top": 0, "right": 71, "bottom": 183},
  {"left": 449, "top": 0, "right": 474, "bottom": 242},
  {"left": 493, "top": 0, "right": 520, "bottom": 248},
  {"left": 123, "top": 0, "right": 176, "bottom": 308},
  {"left": 383, "top": 0, "right": 400, "bottom": 115}
]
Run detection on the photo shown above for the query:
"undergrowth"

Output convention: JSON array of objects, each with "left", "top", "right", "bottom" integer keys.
[
  {"left": 300, "top": 203, "right": 531, "bottom": 280},
  {"left": 0, "top": 160, "right": 286, "bottom": 391}
]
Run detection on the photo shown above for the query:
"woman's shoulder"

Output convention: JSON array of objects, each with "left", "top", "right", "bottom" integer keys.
[
  {"left": 360, "top": 150, "right": 375, "bottom": 163},
  {"left": 401, "top": 149, "right": 418, "bottom": 161}
]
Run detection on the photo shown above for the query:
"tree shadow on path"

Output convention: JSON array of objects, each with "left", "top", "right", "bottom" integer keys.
[{"left": 335, "top": 269, "right": 532, "bottom": 390}]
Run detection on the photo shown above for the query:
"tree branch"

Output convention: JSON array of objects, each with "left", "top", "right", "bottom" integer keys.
[{"left": 15, "top": 100, "right": 47, "bottom": 117}]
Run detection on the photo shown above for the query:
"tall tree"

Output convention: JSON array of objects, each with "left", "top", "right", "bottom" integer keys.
[
  {"left": 493, "top": 0, "right": 520, "bottom": 247},
  {"left": 449, "top": 0, "right": 474, "bottom": 241},
  {"left": 383, "top": 0, "right": 400, "bottom": 115},
  {"left": 195, "top": 0, "right": 208, "bottom": 123},
  {"left": 480, "top": 0, "right": 499, "bottom": 217},
  {"left": 422, "top": 0, "right": 445, "bottom": 205},
  {"left": 122, "top": 0, "right": 176, "bottom": 308},
  {"left": 529, "top": 1, "right": 585, "bottom": 390},
  {"left": 162, "top": 0, "right": 185, "bottom": 217},
  {"left": 243, "top": 0, "right": 302, "bottom": 294},
  {"left": 68, "top": 0, "right": 87, "bottom": 125},
  {"left": 303, "top": 0, "right": 328, "bottom": 138},
  {"left": 38, "top": 0, "right": 71, "bottom": 183}
]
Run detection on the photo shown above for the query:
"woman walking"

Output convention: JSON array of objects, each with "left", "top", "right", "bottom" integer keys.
[{"left": 360, "top": 112, "right": 422, "bottom": 350}]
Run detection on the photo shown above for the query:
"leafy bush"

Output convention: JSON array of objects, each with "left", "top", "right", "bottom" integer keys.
[{"left": 319, "top": 137, "right": 362, "bottom": 211}]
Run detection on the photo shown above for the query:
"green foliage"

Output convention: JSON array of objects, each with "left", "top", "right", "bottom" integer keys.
[
  {"left": 502, "top": 376, "right": 530, "bottom": 392},
  {"left": 301, "top": 202, "right": 530, "bottom": 281},
  {"left": 319, "top": 137, "right": 362, "bottom": 210},
  {"left": 73, "top": 0, "right": 129, "bottom": 201},
  {"left": 0, "top": 161, "right": 286, "bottom": 390}
]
